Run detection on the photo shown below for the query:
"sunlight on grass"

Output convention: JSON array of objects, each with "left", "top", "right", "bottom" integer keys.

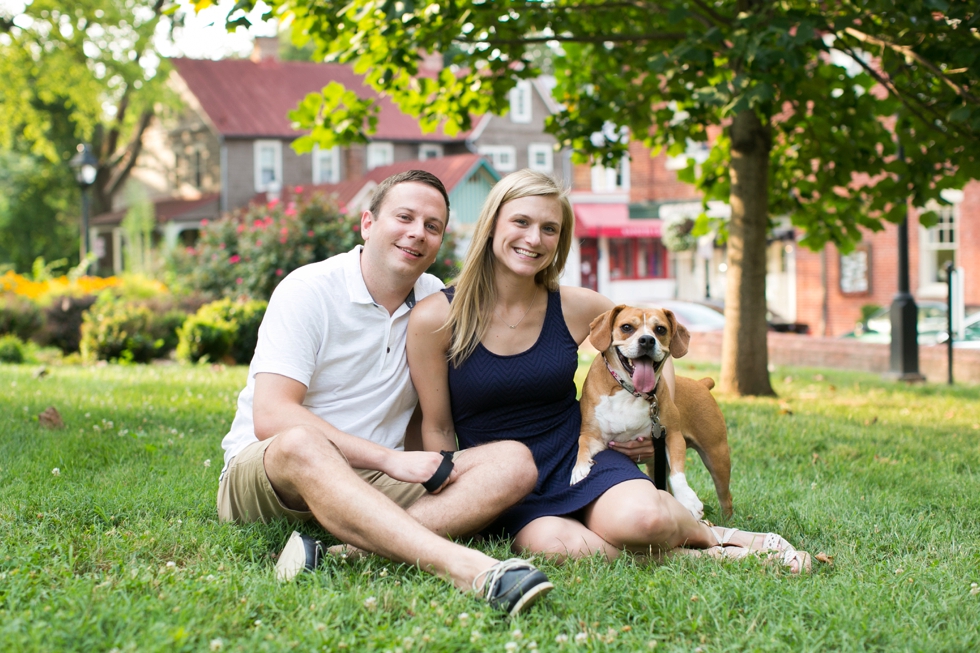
[{"left": 1, "top": 361, "right": 979, "bottom": 651}]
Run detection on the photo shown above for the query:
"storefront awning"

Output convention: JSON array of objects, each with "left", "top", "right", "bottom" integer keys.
[{"left": 573, "top": 204, "right": 663, "bottom": 239}]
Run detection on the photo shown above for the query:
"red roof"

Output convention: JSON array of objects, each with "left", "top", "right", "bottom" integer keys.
[
  {"left": 171, "top": 58, "right": 472, "bottom": 142},
  {"left": 361, "top": 153, "right": 497, "bottom": 191},
  {"left": 91, "top": 194, "right": 220, "bottom": 226},
  {"left": 573, "top": 203, "right": 663, "bottom": 238}
]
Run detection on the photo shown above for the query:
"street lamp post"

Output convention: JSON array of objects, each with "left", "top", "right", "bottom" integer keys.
[
  {"left": 886, "top": 144, "right": 925, "bottom": 382},
  {"left": 69, "top": 143, "right": 98, "bottom": 269}
]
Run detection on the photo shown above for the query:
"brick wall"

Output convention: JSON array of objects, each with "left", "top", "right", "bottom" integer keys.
[
  {"left": 795, "top": 180, "right": 980, "bottom": 337},
  {"left": 684, "top": 331, "right": 980, "bottom": 384},
  {"left": 628, "top": 142, "right": 701, "bottom": 203}
]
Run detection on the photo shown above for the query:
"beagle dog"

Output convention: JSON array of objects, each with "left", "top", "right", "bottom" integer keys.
[{"left": 573, "top": 305, "right": 733, "bottom": 519}]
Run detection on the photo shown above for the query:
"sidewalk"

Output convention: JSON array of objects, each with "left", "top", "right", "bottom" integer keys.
[{"left": 684, "top": 331, "right": 980, "bottom": 384}]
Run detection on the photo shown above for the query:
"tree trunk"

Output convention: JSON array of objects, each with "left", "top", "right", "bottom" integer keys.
[{"left": 719, "top": 109, "right": 775, "bottom": 396}]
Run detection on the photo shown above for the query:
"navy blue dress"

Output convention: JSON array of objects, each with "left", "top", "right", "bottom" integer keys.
[{"left": 445, "top": 288, "right": 652, "bottom": 538}]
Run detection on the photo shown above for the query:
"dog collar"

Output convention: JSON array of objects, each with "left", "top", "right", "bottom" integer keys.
[{"left": 602, "top": 352, "right": 660, "bottom": 401}]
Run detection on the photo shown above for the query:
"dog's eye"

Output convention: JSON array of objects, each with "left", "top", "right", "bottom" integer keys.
[
  {"left": 620, "top": 324, "right": 634, "bottom": 334},
  {"left": 655, "top": 325, "right": 667, "bottom": 336}
]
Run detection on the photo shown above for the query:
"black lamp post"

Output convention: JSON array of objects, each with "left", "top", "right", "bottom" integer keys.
[
  {"left": 69, "top": 143, "right": 98, "bottom": 268},
  {"left": 887, "top": 144, "right": 925, "bottom": 382}
]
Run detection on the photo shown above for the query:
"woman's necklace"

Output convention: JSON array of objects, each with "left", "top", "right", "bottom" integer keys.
[{"left": 494, "top": 287, "right": 537, "bottom": 329}]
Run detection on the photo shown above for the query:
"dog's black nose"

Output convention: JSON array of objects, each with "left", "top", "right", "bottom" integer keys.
[{"left": 638, "top": 335, "right": 655, "bottom": 350}]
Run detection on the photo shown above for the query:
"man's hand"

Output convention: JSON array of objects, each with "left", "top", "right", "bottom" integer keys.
[
  {"left": 609, "top": 437, "right": 656, "bottom": 464},
  {"left": 382, "top": 450, "right": 458, "bottom": 492}
]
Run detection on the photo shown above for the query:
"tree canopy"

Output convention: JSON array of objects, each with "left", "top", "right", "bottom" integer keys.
[
  {"left": 218, "top": 0, "right": 979, "bottom": 394},
  {"left": 0, "top": 0, "right": 174, "bottom": 269}
]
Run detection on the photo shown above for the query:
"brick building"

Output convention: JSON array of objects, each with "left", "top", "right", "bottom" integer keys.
[{"left": 795, "top": 180, "right": 980, "bottom": 337}]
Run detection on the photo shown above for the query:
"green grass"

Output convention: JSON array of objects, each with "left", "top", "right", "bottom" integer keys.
[{"left": 1, "top": 361, "right": 979, "bottom": 652}]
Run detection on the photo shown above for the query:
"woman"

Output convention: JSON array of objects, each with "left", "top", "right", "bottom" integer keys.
[{"left": 408, "top": 169, "right": 809, "bottom": 571}]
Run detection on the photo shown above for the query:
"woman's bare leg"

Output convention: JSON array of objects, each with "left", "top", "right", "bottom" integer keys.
[{"left": 513, "top": 516, "right": 620, "bottom": 563}]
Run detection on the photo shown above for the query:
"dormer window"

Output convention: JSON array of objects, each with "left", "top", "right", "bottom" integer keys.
[
  {"left": 509, "top": 80, "right": 532, "bottom": 123},
  {"left": 366, "top": 142, "right": 394, "bottom": 170},
  {"left": 254, "top": 140, "right": 282, "bottom": 193},
  {"left": 313, "top": 145, "right": 341, "bottom": 184}
]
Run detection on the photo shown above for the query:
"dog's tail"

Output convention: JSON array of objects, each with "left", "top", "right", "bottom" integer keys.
[{"left": 698, "top": 377, "right": 716, "bottom": 390}]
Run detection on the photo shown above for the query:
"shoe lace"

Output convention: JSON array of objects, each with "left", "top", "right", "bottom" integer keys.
[{"left": 472, "top": 558, "right": 533, "bottom": 597}]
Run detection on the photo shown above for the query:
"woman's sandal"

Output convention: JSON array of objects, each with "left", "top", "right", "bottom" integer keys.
[{"left": 706, "top": 525, "right": 812, "bottom": 573}]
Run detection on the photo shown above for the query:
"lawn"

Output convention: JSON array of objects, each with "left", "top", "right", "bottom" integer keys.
[{"left": 1, "top": 360, "right": 979, "bottom": 652}]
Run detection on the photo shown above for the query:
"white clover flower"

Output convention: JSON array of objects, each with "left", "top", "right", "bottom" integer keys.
[
  {"left": 204, "top": 459, "right": 211, "bottom": 468},
  {"left": 209, "top": 638, "right": 223, "bottom": 651},
  {"left": 505, "top": 643, "right": 518, "bottom": 652},
  {"left": 470, "top": 631, "right": 482, "bottom": 643},
  {"left": 51, "top": 468, "right": 60, "bottom": 476},
  {"left": 971, "top": 583, "right": 979, "bottom": 595},
  {"left": 363, "top": 596, "right": 377, "bottom": 610},
  {"left": 511, "top": 629, "right": 523, "bottom": 640},
  {"left": 575, "top": 632, "right": 588, "bottom": 644},
  {"left": 206, "top": 574, "right": 216, "bottom": 582},
  {"left": 555, "top": 634, "right": 569, "bottom": 644},
  {"left": 254, "top": 620, "right": 262, "bottom": 627},
  {"left": 458, "top": 612, "right": 469, "bottom": 623},
  {"left": 528, "top": 642, "right": 538, "bottom": 650},
  {"left": 166, "top": 561, "right": 176, "bottom": 568}
]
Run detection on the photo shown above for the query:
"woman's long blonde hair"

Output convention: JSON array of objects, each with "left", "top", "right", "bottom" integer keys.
[{"left": 446, "top": 169, "right": 575, "bottom": 366}]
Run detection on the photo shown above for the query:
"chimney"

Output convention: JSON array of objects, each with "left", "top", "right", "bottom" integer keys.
[{"left": 250, "top": 36, "right": 279, "bottom": 63}]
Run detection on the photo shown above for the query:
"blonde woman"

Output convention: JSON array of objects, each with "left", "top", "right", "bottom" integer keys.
[{"left": 408, "top": 169, "right": 809, "bottom": 570}]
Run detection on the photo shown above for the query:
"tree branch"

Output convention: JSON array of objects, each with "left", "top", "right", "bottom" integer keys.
[
  {"left": 453, "top": 31, "right": 687, "bottom": 45},
  {"left": 843, "top": 27, "right": 980, "bottom": 105},
  {"left": 688, "top": 0, "right": 733, "bottom": 27},
  {"left": 105, "top": 110, "right": 153, "bottom": 199},
  {"left": 836, "top": 42, "right": 951, "bottom": 138}
]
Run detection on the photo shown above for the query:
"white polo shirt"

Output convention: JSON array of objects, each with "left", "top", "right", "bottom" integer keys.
[{"left": 220, "top": 246, "right": 444, "bottom": 474}]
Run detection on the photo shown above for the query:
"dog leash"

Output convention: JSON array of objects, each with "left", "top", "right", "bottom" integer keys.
[{"left": 601, "top": 354, "right": 669, "bottom": 492}]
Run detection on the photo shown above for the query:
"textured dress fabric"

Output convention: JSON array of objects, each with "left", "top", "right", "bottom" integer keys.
[{"left": 444, "top": 288, "right": 652, "bottom": 538}]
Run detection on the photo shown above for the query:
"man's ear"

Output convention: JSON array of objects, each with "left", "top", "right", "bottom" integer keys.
[
  {"left": 664, "top": 309, "right": 691, "bottom": 358},
  {"left": 589, "top": 305, "right": 626, "bottom": 351},
  {"left": 360, "top": 210, "right": 374, "bottom": 241}
]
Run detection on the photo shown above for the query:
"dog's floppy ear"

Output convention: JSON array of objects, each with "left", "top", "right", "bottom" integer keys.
[
  {"left": 589, "top": 305, "right": 626, "bottom": 351},
  {"left": 664, "top": 309, "right": 691, "bottom": 358}
]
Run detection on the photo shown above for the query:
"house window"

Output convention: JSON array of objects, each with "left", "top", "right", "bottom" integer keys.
[
  {"left": 313, "top": 145, "right": 340, "bottom": 184},
  {"left": 253, "top": 140, "right": 282, "bottom": 193},
  {"left": 591, "top": 156, "right": 630, "bottom": 193},
  {"left": 419, "top": 144, "right": 443, "bottom": 161},
  {"left": 478, "top": 145, "right": 517, "bottom": 172},
  {"left": 509, "top": 80, "right": 532, "bottom": 123},
  {"left": 839, "top": 243, "right": 871, "bottom": 295},
  {"left": 609, "top": 238, "right": 667, "bottom": 280},
  {"left": 366, "top": 142, "right": 394, "bottom": 170},
  {"left": 924, "top": 204, "right": 957, "bottom": 283},
  {"left": 528, "top": 143, "right": 553, "bottom": 173}
]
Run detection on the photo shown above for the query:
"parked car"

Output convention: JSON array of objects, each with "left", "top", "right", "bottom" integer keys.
[
  {"left": 936, "top": 310, "right": 980, "bottom": 349},
  {"left": 694, "top": 299, "right": 810, "bottom": 334},
  {"left": 842, "top": 301, "right": 949, "bottom": 345},
  {"left": 635, "top": 299, "right": 727, "bottom": 332}
]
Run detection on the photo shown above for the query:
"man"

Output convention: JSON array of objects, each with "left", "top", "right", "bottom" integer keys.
[{"left": 217, "top": 170, "right": 552, "bottom": 615}]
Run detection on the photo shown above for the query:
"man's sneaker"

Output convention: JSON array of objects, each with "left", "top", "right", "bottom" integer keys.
[
  {"left": 274, "top": 531, "right": 324, "bottom": 581},
  {"left": 474, "top": 558, "right": 554, "bottom": 616}
]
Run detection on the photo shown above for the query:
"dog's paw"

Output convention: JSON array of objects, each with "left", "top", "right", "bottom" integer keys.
[
  {"left": 570, "top": 462, "right": 593, "bottom": 485},
  {"left": 669, "top": 474, "right": 704, "bottom": 519}
]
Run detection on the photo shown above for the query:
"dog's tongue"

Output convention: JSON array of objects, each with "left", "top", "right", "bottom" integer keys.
[{"left": 631, "top": 358, "right": 657, "bottom": 394}]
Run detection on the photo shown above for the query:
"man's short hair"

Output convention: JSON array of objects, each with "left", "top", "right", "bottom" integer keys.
[{"left": 368, "top": 170, "right": 451, "bottom": 220}]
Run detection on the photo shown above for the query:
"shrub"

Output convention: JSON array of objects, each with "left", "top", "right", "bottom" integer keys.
[
  {"left": 39, "top": 294, "right": 97, "bottom": 353},
  {"left": 175, "top": 315, "right": 236, "bottom": 364},
  {"left": 176, "top": 298, "right": 267, "bottom": 364},
  {"left": 80, "top": 296, "right": 160, "bottom": 363},
  {"left": 171, "top": 192, "right": 360, "bottom": 301},
  {"left": 0, "top": 293, "right": 43, "bottom": 341},
  {"left": 0, "top": 334, "right": 25, "bottom": 363}
]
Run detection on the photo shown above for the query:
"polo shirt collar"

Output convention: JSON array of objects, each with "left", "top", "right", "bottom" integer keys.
[{"left": 344, "top": 245, "right": 420, "bottom": 311}]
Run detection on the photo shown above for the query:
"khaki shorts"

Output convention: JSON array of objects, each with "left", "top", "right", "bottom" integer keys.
[{"left": 217, "top": 435, "right": 431, "bottom": 523}]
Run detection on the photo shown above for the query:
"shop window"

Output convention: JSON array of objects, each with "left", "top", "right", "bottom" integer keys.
[{"left": 609, "top": 238, "right": 667, "bottom": 280}]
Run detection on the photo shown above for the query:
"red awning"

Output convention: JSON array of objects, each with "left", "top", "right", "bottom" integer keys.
[{"left": 573, "top": 204, "right": 662, "bottom": 238}]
